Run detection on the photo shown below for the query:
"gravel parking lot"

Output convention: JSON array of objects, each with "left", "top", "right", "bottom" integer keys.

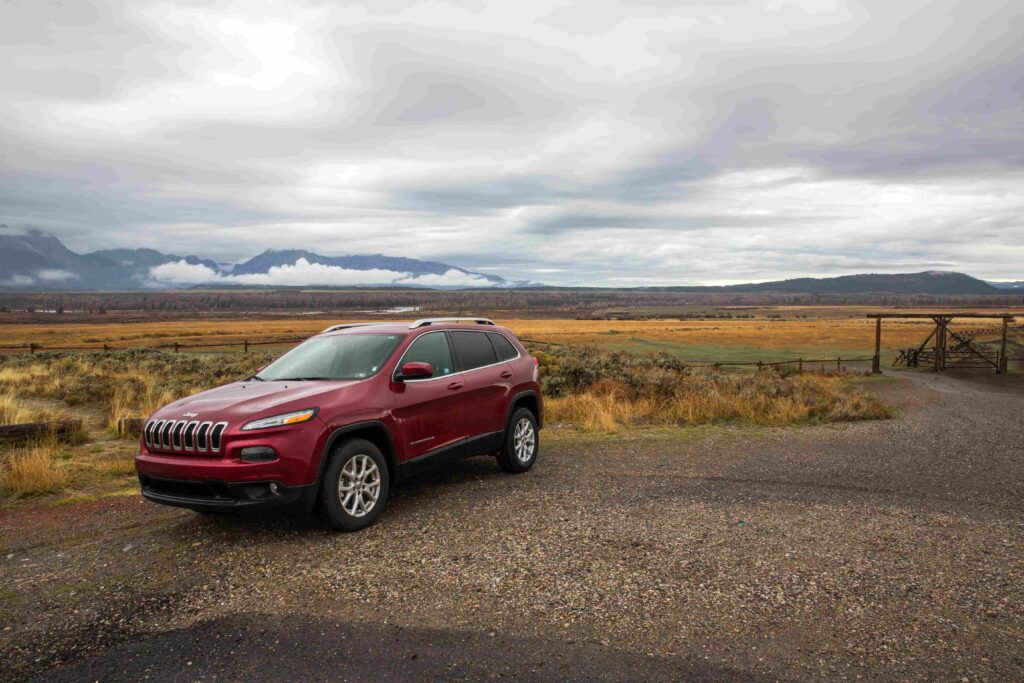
[{"left": 3, "top": 371, "right": 1024, "bottom": 681}]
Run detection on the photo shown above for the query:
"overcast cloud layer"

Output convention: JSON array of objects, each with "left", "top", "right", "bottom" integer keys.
[{"left": 1, "top": 0, "right": 1022, "bottom": 285}]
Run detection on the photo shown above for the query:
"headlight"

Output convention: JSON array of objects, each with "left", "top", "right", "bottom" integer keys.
[{"left": 241, "top": 408, "right": 318, "bottom": 431}]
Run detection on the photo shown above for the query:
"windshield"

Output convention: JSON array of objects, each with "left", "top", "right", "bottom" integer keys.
[{"left": 256, "top": 334, "right": 404, "bottom": 381}]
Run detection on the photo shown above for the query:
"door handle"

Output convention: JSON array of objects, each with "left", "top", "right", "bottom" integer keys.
[
  {"left": 500, "top": 370, "right": 513, "bottom": 379},
  {"left": 447, "top": 382, "right": 464, "bottom": 390}
]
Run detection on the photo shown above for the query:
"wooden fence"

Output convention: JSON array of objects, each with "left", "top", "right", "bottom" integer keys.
[{"left": 0, "top": 338, "right": 1019, "bottom": 375}]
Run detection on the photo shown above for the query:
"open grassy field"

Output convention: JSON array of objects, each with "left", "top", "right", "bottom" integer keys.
[
  {"left": 1, "top": 304, "right": 1019, "bottom": 505},
  {"left": 2, "top": 305, "right": 1021, "bottom": 364}
]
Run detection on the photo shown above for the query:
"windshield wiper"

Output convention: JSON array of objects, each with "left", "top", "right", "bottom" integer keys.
[{"left": 247, "top": 375, "right": 265, "bottom": 381}]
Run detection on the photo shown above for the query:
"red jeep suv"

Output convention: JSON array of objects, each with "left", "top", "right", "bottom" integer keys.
[{"left": 135, "top": 318, "right": 542, "bottom": 531}]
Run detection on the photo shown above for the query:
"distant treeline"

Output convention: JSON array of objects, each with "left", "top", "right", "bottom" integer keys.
[{"left": 0, "top": 289, "right": 1021, "bottom": 316}]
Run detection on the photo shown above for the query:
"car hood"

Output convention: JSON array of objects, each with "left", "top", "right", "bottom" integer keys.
[{"left": 150, "top": 379, "right": 358, "bottom": 424}]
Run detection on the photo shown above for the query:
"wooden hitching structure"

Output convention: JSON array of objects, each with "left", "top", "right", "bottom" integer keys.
[{"left": 867, "top": 313, "right": 1014, "bottom": 374}]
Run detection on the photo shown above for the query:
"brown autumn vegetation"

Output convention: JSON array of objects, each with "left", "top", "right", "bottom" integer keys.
[
  {"left": 0, "top": 343, "right": 890, "bottom": 498},
  {"left": 536, "top": 345, "right": 890, "bottom": 431}
]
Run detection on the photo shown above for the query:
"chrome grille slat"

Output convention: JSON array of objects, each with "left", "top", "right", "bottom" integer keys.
[
  {"left": 183, "top": 421, "right": 199, "bottom": 451},
  {"left": 210, "top": 422, "right": 227, "bottom": 452},
  {"left": 161, "top": 421, "right": 175, "bottom": 449},
  {"left": 196, "top": 421, "right": 213, "bottom": 451},
  {"left": 171, "top": 421, "right": 186, "bottom": 450}
]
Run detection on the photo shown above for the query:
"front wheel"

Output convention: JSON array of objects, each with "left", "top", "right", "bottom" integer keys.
[
  {"left": 497, "top": 408, "right": 538, "bottom": 473},
  {"left": 318, "top": 438, "right": 390, "bottom": 532}
]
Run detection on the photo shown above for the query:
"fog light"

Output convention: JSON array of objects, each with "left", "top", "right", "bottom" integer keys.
[
  {"left": 269, "top": 482, "right": 279, "bottom": 495},
  {"left": 240, "top": 446, "right": 277, "bottom": 462}
]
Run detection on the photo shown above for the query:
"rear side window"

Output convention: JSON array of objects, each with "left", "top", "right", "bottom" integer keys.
[
  {"left": 489, "top": 333, "right": 518, "bottom": 361},
  {"left": 402, "top": 332, "right": 454, "bottom": 376},
  {"left": 451, "top": 331, "right": 497, "bottom": 371}
]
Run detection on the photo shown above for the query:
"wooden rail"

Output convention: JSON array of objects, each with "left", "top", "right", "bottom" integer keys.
[{"left": 0, "top": 338, "right": 307, "bottom": 354}]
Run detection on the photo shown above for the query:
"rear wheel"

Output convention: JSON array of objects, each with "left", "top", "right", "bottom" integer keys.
[
  {"left": 497, "top": 408, "right": 538, "bottom": 473},
  {"left": 317, "top": 438, "right": 390, "bottom": 531}
]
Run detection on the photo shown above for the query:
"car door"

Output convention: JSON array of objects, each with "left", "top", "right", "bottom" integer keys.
[
  {"left": 448, "top": 330, "right": 514, "bottom": 453},
  {"left": 390, "top": 331, "right": 467, "bottom": 462}
]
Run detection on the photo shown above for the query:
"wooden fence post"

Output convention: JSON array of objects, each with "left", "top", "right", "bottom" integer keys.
[
  {"left": 798, "top": 358, "right": 803, "bottom": 374},
  {"left": 836, "top": 356, "right": 841, "bottom": 372},
  {"left": 244, "top": 339, "right": 249, "bottom": 353},
  {"left": 29, "top": 343, "right": 36, "bottom": 355},
  {"left": 998, "top": 319, "right": 1008, "bottom": 374},
  {"left": 872, "top": 316, "right": 881, "bottom": 374},
  {"left": 757, "top": 361, "right": 763, "bottom": 372},
  {"left": 174, "top": 342, "right": 180, "bottom": 354}
]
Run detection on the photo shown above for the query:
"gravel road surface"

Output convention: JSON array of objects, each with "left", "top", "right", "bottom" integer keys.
[{"left": 3, "top": 371, "right": 1024, "bottom": 681}]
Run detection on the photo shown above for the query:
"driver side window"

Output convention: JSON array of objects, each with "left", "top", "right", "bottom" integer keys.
[{"left": 402, "top": 332, "right": 454, "bottom": 377}]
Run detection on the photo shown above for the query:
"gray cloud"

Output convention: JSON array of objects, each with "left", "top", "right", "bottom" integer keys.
[{"left": 0, "top": 0, "right": 1022, "bottom": 284}]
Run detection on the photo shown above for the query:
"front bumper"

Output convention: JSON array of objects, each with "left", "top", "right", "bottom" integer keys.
[{"left": 139, "top": 474, "right": 316, "bottom": 512}]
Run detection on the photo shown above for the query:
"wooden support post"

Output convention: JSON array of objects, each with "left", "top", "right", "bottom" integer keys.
[
  {"left": 117, "top": 417, "right": 145, "bottom": 437},
  {"left": 933, "top": 318, "right": 944, "bottom": 372},
  {"left": 798, "top": 358, "right": 803, "bottom": 374},
  {"left": 174, "top": 342, "right": 180, "bottom": 354},
  {"left": 29, "top": 343, "right": 36, "bottom": 355},
  {"left": 244, "top": 339, "right": 249, "bottom": 353},
  {"left": 999, "top": 319, "right": 1009, "bottom": 374},
  {"left": 837, "top": 356, "right": 841, "bottom": 372},
  {"left": 872, "top": 316, "right": 881, "bottom": 374}
]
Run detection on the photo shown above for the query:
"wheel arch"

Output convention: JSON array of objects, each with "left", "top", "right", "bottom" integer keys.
[
  {"left": 507, "top": 390, "right": 542, "bottom": 430},
  {"left": 317, "top": 421, "right": 397, "bottom": 486}
]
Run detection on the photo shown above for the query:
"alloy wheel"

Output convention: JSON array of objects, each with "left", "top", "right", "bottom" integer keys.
[
  {"left": 338, "top": 454, "right": 381, "bottom": 518},
  {"left": 513, "top": 418, "right": 536, "bottom": 463}
]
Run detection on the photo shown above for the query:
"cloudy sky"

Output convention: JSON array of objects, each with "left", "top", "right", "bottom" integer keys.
[{"left": 1, "top": 0, "right": 1023, "bottom": 286}]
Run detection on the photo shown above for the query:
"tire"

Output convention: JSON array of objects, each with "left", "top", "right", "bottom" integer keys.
[
  {"left": 497, "top": 407, "right": 539, "bottom": 473},
  {"left": 317, "top": 438, "right": 390, "bottom": 532}
]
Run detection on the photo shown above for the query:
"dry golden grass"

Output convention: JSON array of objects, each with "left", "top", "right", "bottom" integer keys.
[
  {"left": 546, "top": 375, "right": 890, "bottom": 432},
  {"left": 90, "top": 451, "right": 137, "bottom": 477},
  {"left": 1, "top": 438, "right": 68, "bottom": 496},
  {"left": 1, "top": 309, "right": 1019, "bottom": 356},
  {"left": 0, "top": 391, "right": 43, "bottom": 424},
  {"left": 0, "top": 350, "right": 268, "bottom": 433}
]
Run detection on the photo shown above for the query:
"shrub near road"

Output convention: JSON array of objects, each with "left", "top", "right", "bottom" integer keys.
[{"left": 538, "top": 345, "right": 890, "bottom": 431}]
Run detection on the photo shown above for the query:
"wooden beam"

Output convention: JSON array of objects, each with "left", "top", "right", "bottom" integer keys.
[
  {"left": 117, "top": 417, "right": 145, "bottom": 437},
  {"left": 872, "top": 316, "right": 882, "bottom": 373},
  {"left": 866, "top": 313, "right": 1017, "bottom": 320},
  {"left": 0, "top": 420, "right": 83, "bottom": 443},
  {"left": 999, "top": 319, "right": 1009, "bottom": 374}
]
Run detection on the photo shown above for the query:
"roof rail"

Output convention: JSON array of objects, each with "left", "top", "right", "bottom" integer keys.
[
  {"left": 409, "top": 317, "right": 496, "bottom": 329},
  {"left": 320, "top": 322, "right": 391, "bottom": 334}
]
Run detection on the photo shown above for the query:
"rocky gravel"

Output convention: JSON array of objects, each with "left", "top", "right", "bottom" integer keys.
[{"left": 3, "top": 371, "right": 1024, "bottom": 681}]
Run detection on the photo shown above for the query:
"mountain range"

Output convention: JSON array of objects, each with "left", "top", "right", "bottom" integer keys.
[
  {"left": 0, "top": 233, "right": 507, "bottom": 290},
  {"left": 0, "top": 233, "right": 1018, "bottom": 295},
  {"left": 657, "top": 271, "right": 1004, "bottom": 295}
]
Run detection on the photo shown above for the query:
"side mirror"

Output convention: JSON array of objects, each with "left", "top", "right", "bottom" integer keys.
[{"left": 396, "top": 361, "right": 433, "bottom": 381}]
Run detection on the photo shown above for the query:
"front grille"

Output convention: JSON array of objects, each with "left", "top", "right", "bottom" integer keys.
[{"left": 144, "top": 418, "right": 228, "bottom": 454}]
